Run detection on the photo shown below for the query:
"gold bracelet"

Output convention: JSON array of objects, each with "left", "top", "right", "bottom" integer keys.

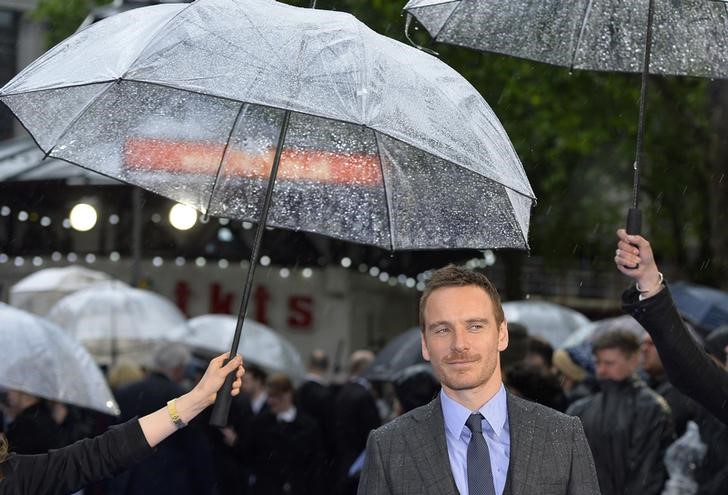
[
  {"left": 636, "top": 272, "right": 664, "bottom": 293},
  {"left": 167, "top": 399, "right": 187, "bottom": 429}
]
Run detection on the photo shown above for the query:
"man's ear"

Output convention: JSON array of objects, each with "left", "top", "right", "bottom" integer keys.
[
  {"left": 497, "top": 320, "right": 509, "bottom": 352},
  {"left": 421, "top": 331, "right": 431, "bottom": 362}
]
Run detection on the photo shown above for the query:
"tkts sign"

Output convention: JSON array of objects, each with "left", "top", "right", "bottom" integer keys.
[{"left": 173, "top": 280, "right": 314, "bottom": 331}]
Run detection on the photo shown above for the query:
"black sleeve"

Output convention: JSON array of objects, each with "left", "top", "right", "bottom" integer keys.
[
  {"left": 622, "top": 284, "right": 728, "bottom": 426},
  {"left": 7, "top": 418, "right": 153, "bottom": 495}
]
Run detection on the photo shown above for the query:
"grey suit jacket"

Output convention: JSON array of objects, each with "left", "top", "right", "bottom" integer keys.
[{"left": 358, "top": 392, "right": 600, "bottom": 495}]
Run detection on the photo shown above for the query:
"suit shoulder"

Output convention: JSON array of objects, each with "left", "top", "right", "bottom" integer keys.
[
  {"left": 369, "top": 403, "right": 430, "bottom": 441},
  {"left": 511, "top": 395, "right": 583, "bottom": 427}
]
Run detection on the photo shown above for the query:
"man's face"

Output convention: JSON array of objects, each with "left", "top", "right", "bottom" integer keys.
[
  {"left": 421, "top": 285, "right": 508, "bottom": 395},
  {"left": 267, "top": 390, "right": 292, "bottom": 414},
  {"left": 595, "top": 348, "right": 638, "bottom": 381},
  {"left": 640, "top": 334, "right": 663, "bottom": 376}
]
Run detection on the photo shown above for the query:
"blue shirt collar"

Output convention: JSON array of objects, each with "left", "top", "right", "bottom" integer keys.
[{"left": 440, "top": 384, "right": 508, "bottom": 438}]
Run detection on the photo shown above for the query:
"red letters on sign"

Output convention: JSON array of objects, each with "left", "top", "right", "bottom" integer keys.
[
  {"left": 209, "top": 283, "right": 234, "bottom": 314},
  {"left": 253, "top": 285, "right": 271, "bottom": 326},
  {"left": 288, "top": 296, "right": 313, "bottom": 329},
  {"left": 175, "top": 281, "right": 191, "bottom": 316}
]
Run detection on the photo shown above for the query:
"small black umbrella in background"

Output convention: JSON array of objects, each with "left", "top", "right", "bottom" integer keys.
[
  {"left": 404, "top": 0, "right": 728, "bottom": 236},
  {"left": 0, "top": 0, "right": 535, "bottom": 425},
  {"left": 363, "top": 327, "right": 426, "bottom": 382}
]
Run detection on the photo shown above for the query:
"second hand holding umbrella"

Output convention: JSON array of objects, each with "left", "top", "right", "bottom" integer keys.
[{"left": 0, "top": 0, "right": 536, "bottom": 425}]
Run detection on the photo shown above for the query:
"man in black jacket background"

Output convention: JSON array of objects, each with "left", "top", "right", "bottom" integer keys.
[
  {"left": 567, "top": 330, "right": 673, "bottom": 495},
  {"left": 109, "top": 344, "right": 218, "bottom": 495}
]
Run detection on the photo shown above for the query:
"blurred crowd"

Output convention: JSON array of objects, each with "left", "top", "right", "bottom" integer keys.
[{"left": 1, "top": 320, "right": 727, "bottom": 495}]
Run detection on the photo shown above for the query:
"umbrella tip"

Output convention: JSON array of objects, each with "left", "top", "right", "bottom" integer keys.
[{"left": 404, "top": 13, "right": 439, "bottom": 57}]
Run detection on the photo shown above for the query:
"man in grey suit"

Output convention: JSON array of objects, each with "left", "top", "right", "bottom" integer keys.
[{"left": 358, "top": 266, "right": 600, "bottom": 495}]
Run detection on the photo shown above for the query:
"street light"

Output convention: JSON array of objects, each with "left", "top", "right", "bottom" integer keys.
[
  {"left": 69, "top": 203, "right": 98, "bottom": 231},
  {"left": 169, "top": 203, "right": 197, "bottom": 230}
]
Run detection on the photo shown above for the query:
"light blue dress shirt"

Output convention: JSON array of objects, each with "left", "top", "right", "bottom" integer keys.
[{"left": 440, "top": 385, "right": 511, "bottom": 495}]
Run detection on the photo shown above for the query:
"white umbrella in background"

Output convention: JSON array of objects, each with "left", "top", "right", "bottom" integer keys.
[
  {"left": 503, "top": 300, "right": 590, "bottom": 348},
  {"left": 0, "top": 302, "right": 119, "bottom": 416},
  {"left": 560, "top": 314, "right": 647, "bottom": 349},
  {"left": 561, "top": 314, "right": 703, "bottom": 349},
  {"left": 9, "top": 265, "right": 122, "bottom": 316},
  {"left": 173, "top": 314, "right": 305, "bottom": 381},
  {"left": 47, "top": 284, "right": 188, "bottom": 366}
]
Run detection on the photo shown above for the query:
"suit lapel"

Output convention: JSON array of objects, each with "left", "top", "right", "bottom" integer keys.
[
  {"left": 503, "top": 393, "right": 536, "bottom": 495},
  {"left": 405, "top": 397, "right": 459, "bottom": 494}
]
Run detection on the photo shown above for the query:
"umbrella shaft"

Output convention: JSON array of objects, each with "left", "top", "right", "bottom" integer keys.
[
  {"left": 228, "top": 109, "right": 292, "bottom": 357},
  {"left": 633, "top": 0, "right": 655, "bottom": 209}
]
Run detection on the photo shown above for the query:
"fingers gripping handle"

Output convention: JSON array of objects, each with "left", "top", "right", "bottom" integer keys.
[
  {"left": 625, "top": 208, "right": 642, "bottom": 269},
  {"left": 210, "top": 358, "right": 235, "bottom": 427}
]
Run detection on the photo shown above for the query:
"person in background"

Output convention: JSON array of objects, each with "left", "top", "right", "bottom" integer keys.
[
  {"left": 1, "top": 391, "right": 59, "bottom": 455},
  {"left": 0, "top": 354, "right": 244, "bottom": 495},
  {"left": 241, "top": 364, "right": 269, "bottom": 417},
  {"left": 615, "top": 229, "right": 728, "bottom": 426},
  {"left": 498, "top": 322, "right": 528, "bottom": 371},
  {"left": 110, "top": 343, "right": 218, "bottom": 495},
  {"left": 244, "top": 373, "right": 324, "bottom": 495},
  {"left": 525, "top": 335, "right": 554, "bottom": 372},
  {"left": 567, "top": 330, "right": 673, "bottom": 495},
  {"left": 504, "top": 362, "right": 567, "bottom": 412},
  {"left": 640, "top": 332, "right": 698, "bottom": 437},
  {"left": 552, "top": 345, "right": 597, "bottom": 406},
  {"left": 296, "top": 349, "right": 336, "bottom": 488},
  {"left": 107, "top": 361, "right": 145, "bottom": 392},
  {"left": 334, "top": 350, "right": 380, "bottom": 495},
  {"left": 344, "top": 364, "right": 440, "bottom": 495}
]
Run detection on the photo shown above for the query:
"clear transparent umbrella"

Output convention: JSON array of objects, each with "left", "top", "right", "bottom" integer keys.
[
  {"left": 9, "top": 266, "right": 121, "bottom": 317},
  {"left": 46, "top": 284, "right": 188, "bottom": 366},
  {"left": 503, "top": 300, "right": 590, "bottom": 348},
  {"left": 0, "top": 302, "right": 120, "bottom": 416},
  {"left": 173, "top": 314, "right": 305, "bottom": 381},
  {"left": 0, "top": 0, "right": 534, "bottom": 423},
  {"left": 404, "top": 0, "right": 728, "bottom": 234}
]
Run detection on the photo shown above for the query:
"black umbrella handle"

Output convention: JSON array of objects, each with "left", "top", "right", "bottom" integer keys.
[
  {"left": 625, "top": 207, "right": 642, "bottom": 269},
  {"left": 210, "top": 359, "right": 236, "bottom": 427}
]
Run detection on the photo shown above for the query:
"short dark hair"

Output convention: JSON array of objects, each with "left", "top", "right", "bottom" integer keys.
[
  {"left": 419, "top": 265, "right": 504, "bottom": 331},
  {"left": 308, "top": 349, "right": 330, "bottom": 372},
  {"left": 527, "top": 336, "right": 554, "bottom": 367},
  {"left": 394, "top": 366, "right": 439, "bottom": 414},
  {"left": 246, "top": 364, "right": 268, "bottom": 384},
  {"left": 592, "top": 330, "right": 640, "bottom": 357},
  {"left": 267, "top": 373, "right": 294, "bottom": 395}
]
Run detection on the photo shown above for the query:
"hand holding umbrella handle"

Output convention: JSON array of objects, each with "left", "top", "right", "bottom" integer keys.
[
  {"left": 210, "top": 358, "right": 236, "bottom": 427},
  {"left": 625, "top": 207, "right": 642, "bottom": 269}
]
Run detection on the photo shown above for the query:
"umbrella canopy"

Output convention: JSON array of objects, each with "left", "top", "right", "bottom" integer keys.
[
  {"left": 46, "top": 284, "right": 188, "bottom": 365},
  {"left": 0, "top": 302, "right": 119, "bottom": 415},
  {"left": 0, "top": 0, "right": 534, "bottom": 251},
  {"left": 9, "top": 265, "right": 122, "bottom": 316},
  {"left": 173, "top": 314, "right": 305, "bottom": 380},
  {"left": 670, "top": 281, "right": 728, "bottom": 334},
  {"left": 404, "top": 0, "right": 728, "bottom": 234},
  {"left": 364, "top": 327, "right": 429, "bottom": 382},
  {"left": 503, "top": 300, "right": 590, "bottom": 347},
  {"left": 403, "top": 0, "right": 728, "bottom": 77},
  {"left": 560, "top": 314, "right": 647, "bottom": 348}
]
